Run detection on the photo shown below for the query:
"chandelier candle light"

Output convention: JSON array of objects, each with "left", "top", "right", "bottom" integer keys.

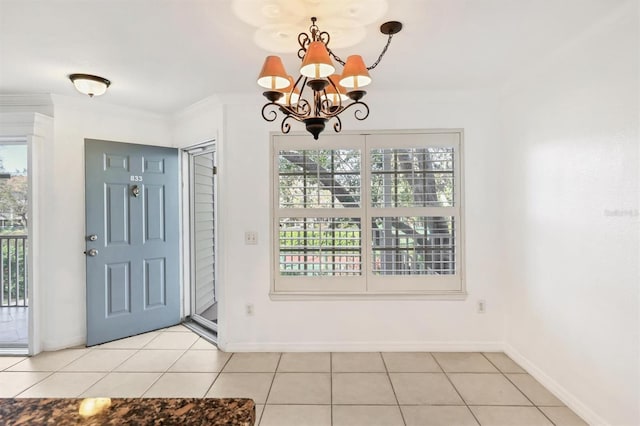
[{"left": 258, "top": 17, "right": 402, "bottom": 139}]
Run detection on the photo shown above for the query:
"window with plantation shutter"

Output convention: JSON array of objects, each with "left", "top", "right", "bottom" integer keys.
[{"left": 272, "top": 131, "right": 464, "bottom": 298}]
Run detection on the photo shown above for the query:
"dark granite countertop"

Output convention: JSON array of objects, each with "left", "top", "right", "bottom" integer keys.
[{"left": 0, "top": 398, "right": 255, "bottom": 425}]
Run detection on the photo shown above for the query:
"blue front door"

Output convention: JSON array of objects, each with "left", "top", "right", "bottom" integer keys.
[{"left": 85, "top": 139, "right": 180, "bottom": 346}]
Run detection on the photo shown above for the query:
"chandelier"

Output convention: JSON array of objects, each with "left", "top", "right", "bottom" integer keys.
[{"left": 257, "top": 17, "right": 402, "bottom": 139}]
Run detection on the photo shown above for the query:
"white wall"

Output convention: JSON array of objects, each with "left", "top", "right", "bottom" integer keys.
[
  {"left": 499, "top": 2, "right": 639, "bottom": 425},
  {"left": 197, "top": 89, "right": 507, "bottom": 351},
  {"left": 39, "top": 95, "right": 172, "bottom": 350}
]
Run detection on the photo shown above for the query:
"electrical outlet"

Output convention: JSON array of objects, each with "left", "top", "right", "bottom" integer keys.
[
  {"left": 477, "top": 300, "right": 486, "bottom": 313},
  {"left": 245, "top": 231, "right": 258, "bottom": 245},
  {"left": 246, "top": 304, "right": 254, "bottom": 316}
]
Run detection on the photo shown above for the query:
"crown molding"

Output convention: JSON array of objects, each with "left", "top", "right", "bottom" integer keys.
[{"left": 0, "top": 94, "right": 54, "bottom": 116}]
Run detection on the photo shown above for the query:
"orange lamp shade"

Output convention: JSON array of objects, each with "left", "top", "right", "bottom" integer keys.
[
  {"left": 276, "top": 76, "right": 300, "bottom": 105},
  {"left": 321, "top": 74, "right": 349, "bottom": 104},
  {"left": 257, "top": 56, "right": 290, "bottom": 90},
  {"left": 300, "top": 41, "right": 335, "bottom": 78},
  {"left": 339, "top": 55, "right": 371, "bottom": 89}
]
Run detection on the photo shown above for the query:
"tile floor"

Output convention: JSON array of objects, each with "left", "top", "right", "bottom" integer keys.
[{"left": 0, "top": 325, "right": 588, "bottom": 426}]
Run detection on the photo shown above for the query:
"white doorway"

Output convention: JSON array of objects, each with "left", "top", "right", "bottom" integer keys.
[
  {"left": 0, "top": 139, "right": 28, "bottom": 354},
  {"left": 184, "top": 142, "right": 218, "bottom": 341}
]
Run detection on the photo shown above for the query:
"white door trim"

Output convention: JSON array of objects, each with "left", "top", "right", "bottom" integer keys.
[{"left": 0, "top": 112, "right": 53, "bottom": 355}]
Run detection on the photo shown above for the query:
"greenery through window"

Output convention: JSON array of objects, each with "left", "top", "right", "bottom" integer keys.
[{"left": 273, "top": 132, "right": 463, "bottom": 295}]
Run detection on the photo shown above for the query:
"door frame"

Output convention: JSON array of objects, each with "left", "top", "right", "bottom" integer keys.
[
  {"left": 181, "top": 140, "right": 218, "bottom": 335},
  {"left": 0, "top": 112, "right": 52, "bottom": 355}
]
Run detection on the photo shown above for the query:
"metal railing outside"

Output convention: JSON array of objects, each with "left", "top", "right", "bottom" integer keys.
[{"left": 0, "top": 235, "right": 28, "bottom": 307}]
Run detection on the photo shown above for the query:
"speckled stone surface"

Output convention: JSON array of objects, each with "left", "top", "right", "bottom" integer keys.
[{"left": 0, "top": 398, "right": 255, "bottom": 425}]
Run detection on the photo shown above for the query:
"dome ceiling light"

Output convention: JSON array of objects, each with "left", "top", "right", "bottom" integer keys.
[{"left": 68, "top": 74, "right": 111, "bottom": 97}]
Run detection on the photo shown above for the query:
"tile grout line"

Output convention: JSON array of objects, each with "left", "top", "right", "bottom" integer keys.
[
  {"left": 256, "top": 353, "right": 282, "bottom": 426},
  {"left": 202, "top": 351, "right": 235, "bottom": 398},
  {"left": 481, "top": 353, "right": 558, "bottom": 426},
  {"left": 329, "top": 352, "right": 333, "bottom": 426},
  {"left": 432, "top": 353, "right": 482, "bottom": 426},
  {"left": 380, "top": 352, "right": 407, "bottom": 426}
]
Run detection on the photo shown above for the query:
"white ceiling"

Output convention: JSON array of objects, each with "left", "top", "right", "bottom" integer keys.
[{"left": 0, "top": 0, "right": 622, "bottom": 114}]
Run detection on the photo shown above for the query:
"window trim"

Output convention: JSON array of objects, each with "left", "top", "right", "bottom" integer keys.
[{"left": 270, "top": 129, "right": 466, "bottom": 300}]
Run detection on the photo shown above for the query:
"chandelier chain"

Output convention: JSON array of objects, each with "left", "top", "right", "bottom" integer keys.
[{"left": 327, "top": 33, "right": 394, "bottom": 71}]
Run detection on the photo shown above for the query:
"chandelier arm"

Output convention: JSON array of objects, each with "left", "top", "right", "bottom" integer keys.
[
  {"left": 298, "top": 32, "right": 310, "bottom": 59},
  {"left": 318, "top": 31, "right": 330, "bottom": 46},
  {"left": 295, "top": 98, "right": 311, "bottom": 118},
  {"left": 320, "top": 97, "right": 332, "bottom": 115},
  {"left": 339, "top": 100, "right": 370, "bottom": 121},
  {"left": 279, "top": 103, "right": 309, "bottom": 120},
  {"left": 281, "top": 115, "right": 297, "bottom": 134},
  {"left": 261, "top": 103, "right": 280, "bottom": 122},
  {"left": 332, "top": 115, "right": 342, "bottom": 133}
]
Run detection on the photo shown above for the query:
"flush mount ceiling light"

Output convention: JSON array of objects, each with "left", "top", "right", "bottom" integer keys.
[
  {"left": 258, "top": 17, "right": 402, "bottom": 139},
  {"left": 68, "top": 73, "right": 111, "bottom": 97}
]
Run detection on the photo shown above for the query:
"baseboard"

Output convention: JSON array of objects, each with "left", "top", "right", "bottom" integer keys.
[
  {"left": 42, "top": 335, "right": 85, "bottom": 353},
  {"left": 504, "top": 343, "right": 607, "bottom": 426},
  {"left": 223, "top": 340, "right": 503, "bottom": 353}
]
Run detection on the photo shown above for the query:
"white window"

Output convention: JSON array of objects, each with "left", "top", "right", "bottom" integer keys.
[{"left": 272, "top": 130, "right": 464, "bottom": 298}]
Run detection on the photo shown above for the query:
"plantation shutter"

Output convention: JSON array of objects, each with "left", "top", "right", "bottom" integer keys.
[{"left": 272, "top": 131, "right": 464, "bottom": 297}]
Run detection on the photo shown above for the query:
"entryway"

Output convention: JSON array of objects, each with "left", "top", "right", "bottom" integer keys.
[
  {"left": 183, "top": 141, "right": 218, "bottom": 341},
  {"left": 0, "top": 140, "right": 29, "bottom": 354}
]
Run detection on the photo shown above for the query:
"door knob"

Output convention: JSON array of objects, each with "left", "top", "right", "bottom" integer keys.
[{"left": 84, "top": 248, "right": 99, "bottom": 257}]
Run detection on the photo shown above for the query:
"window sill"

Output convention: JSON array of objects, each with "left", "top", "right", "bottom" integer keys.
[{"left": 269, "top": 291, "right": 468, "bottom": 301}]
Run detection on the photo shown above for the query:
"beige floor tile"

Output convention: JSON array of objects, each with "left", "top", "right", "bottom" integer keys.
[
  {"left": 7, "top": 349, "right": 89, "bottom": 372},
  {"left": 143, "top": 372, "right": 217, "bottom": 397},
  {"left": 96, "top": 332, "right": 161, "bottom": 349},
  {"left": 333, "top": 405, "right": 404, "bottom": 426},
  {"left": 255, "top": 404, "right": 264, "bottom": 424},
  {"left": 382, "top": 352, "right": 442, "bottom": 372},
  {"left": 191, "top": 338, "right": 219, "bottom": 350},
  {"left": 507, "top": 374, "right": 564, "bottom": 406},
  {"left": 260, "top": 405, "right": 331, "bottom": 426},
  {"left": 483, "top": 352, "right": 526, "bottom": 373},
  {"left": 389, "top": 372, "right": 464, "bottom": 405},
  {"left": 470, "top": 406, "right": 553, "bottom": 426},
  {"left": 433, "top": 352, "right": 499, "bottom": 373},
  {"left": 278, "top": 352, "right": 330, "bottom": 372},
  {"left": 0, "top": 356, "right": 26, "bottom": 371},
  {"left": 114, "top": 349, "right": 184, "bottom": 372},
  {"left": 267, "top": 372, "right": 331, "bottom": 404},
  {"left": 539, "top": 406, "right": 588, "bottom": 426},
  {"left": 61, "top": 349, "right": 137, "bottom": 372},
  {"left": 223, "top": 353, "right": 280, "bottom": 372},
  {"left": 143, "top": 332, "right": 199, "bottom": 349},
  {"left": 449, "top": 373, "right": 531, "bottom": 405},
  {"left": 332, "top": 373, "right": 397, "bottom": 405},
  {"left": 206, "top": 372, "right": 274, "bottom": 404},
  {"left": 17, "top": 372, "right": 106, "bottom": 397},
  {"left": 332, "top": 352, "right": 386, "bottom": 372},
  {"left": 0, "top": 371, "right": 51, "bottom": 397},
  {"left": 401, "top": 405, "right": 479, "bottom": 426},
  {"left": 82, "top": 372, "right": 162, "bottom": 397},
  {"left": 168, "top": 349, "right": 231, "bottom": 372}
]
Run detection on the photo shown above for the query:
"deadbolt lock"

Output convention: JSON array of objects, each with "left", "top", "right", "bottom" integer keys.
[{"left": 87, "top": 234, "right": 98, "bottom": 241}]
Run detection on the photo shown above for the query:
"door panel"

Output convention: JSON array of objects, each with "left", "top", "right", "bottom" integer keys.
[{"left": 85, "top": 139, "right": 180, "bottom": 346}]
